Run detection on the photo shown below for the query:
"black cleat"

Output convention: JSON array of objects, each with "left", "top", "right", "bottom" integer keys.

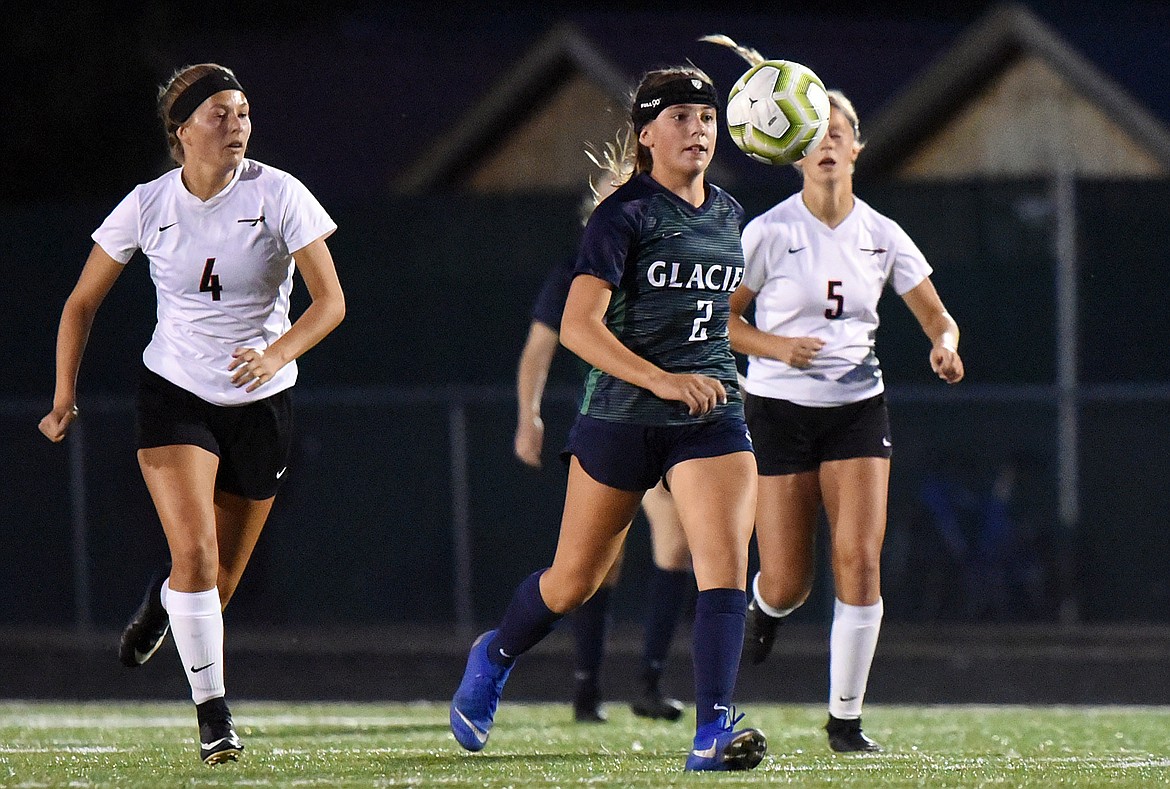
[
  {"left": 630, "top": 684, "right": 684, "bottom": 721},
  {"left": 744, "top": 597, "right": 782, "bottom": 665},
  {"left": 573, "top": 681, "right": 607, "bottom": 723},
  {"left": 118, "top": 568, "right": 170, "bottom": 668},
  {"left": 198, "top": 698, "right": 244, "bottom": 765},
  {"left": 825, "top": 715, "right": 882, "bottom": 753}
]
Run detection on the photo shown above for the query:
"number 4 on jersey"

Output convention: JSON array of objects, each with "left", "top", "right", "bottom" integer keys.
[{"left": 200, "top": 258, "right": 223, "bottom": 301}]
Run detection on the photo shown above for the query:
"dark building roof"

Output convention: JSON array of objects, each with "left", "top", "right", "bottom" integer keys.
[
  {"left": 10, "top": 1, "right": 1170, "bottom": 205},
  {"left": 858, "top": 3, "right": 1170, "bottom": 178}
]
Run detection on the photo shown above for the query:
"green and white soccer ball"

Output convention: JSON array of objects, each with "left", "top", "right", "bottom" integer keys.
[{"left": 726, "top": 60, "right": 831, "bottom": 165}]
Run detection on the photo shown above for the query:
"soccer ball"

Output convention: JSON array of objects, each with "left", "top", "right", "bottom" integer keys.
[{"left": 725, "top": 60, "right": 831, "bottom": 166}]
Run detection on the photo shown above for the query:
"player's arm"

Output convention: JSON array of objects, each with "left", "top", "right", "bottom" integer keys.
[
  {"left": 230, "top": 235, "right": 346, "bottom": 391},
  {"left": 515, "top": 320, "right": 559, "bottom": 467},
  {"left": 560, "top": 274, "right": 725, "bottom": 416},
  {"left": 727, "top": 284, "right": 824, "bottom": 368},
  {"left": 39, "top": 244, "right": 125, "bottom": 442},
  {"left": 901, "top": 277, "right": 964, "bottom": 384}
]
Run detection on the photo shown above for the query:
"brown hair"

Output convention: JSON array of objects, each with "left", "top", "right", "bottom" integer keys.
[
  {"left": 630, "top": 66, "right": 716, "bottom": 175},
  {"left": 157, "top": 63, "right": 240, "bottom": 165}
]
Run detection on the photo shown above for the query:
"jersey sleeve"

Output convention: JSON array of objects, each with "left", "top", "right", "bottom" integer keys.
[
  {"left": 740, "top": 216, "right": 772, "bottom": 293},
  {"left": 887, "top": 220, "right": 933, "bottom": 295},
  {"left": 574, "top": 199, "right": 637, "bottom": 288},
  {"left": 278, "top": 174, "right": 338, "bottom": 254},
  {"left": 91, "top": 188, "right": 143, "bottom": 265},
  {"left": 531, "top": 257, "right": 574, "bottom": 331}
]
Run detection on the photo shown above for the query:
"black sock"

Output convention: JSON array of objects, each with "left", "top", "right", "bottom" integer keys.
[
  {"left": 570, "top": 586, "right": 611, "bottom": 688},
  {"left": 489, "top": 569, "right": 561, "bottom": 666}
]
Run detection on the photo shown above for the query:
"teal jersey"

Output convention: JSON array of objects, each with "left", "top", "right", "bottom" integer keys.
[{"left": 573, "top": 173, "right": 746, "bottom": 425}]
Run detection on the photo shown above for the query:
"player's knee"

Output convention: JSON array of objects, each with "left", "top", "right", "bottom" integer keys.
[
  {"left": 541, "top": 574, "right": 598, "bottom": 614},
  {"left": 757, "top": 572, "right": 812, "bottom": 611}
]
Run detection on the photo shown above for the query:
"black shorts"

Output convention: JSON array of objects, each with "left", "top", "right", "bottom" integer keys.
[
  {"left": 563, "top": 413, "right": 754, "bottom": 491},
  {"left": 136, "top": 368, "right": 294, "bottom": 500},
  {"left": 745, "top": 392, "right": 891, "bottom": 476}
]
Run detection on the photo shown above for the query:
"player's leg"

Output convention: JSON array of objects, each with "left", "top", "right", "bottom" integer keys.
[
  {"left": 570, "top": 543, "right": 625, "bottom": 723},
  {"left": 820, "top": 455, "right": 889, "bottom": 753},
  {"left": 668, "top": 450, "right": 766, "bottom": 772},
  {"left": 138, "top": 444, "right": 241, "bottom": 764},
  {"left": 746, "top": 471, "right": 821, "bottom": 663},
  {"left": 213, "top": 491, "right": 274, "bottom": 607},
  {"left": 450, "top": 457, "right": 642, "bottom": 751},
  {"left": 632, "top": 481, "right": 688, "bottom": 720}
]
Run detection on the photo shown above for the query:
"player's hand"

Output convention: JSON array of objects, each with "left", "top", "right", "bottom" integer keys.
[
  {"left": 775, "top": 336, "right": 824, "bottom": 368},
  {"left": 229, "top": 347, "right": 280, "bottom": 392},
  {"left": 514, "top": 416, "right": 544, "bottom": 468},
  {"left": 653, "top": 373, "right": 727, "bottom": 416},
  {"left": 38, "top": 404, "right": 79, "bottom": 443},
  {"left": 931, "top": 345, "right": 964, "bottom": 384}
]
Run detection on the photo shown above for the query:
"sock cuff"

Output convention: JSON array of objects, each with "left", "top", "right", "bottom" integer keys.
[
  {"left": 695, "top": 587, "right": 746, "bottom": 615},
  {"left": 833, "top": 597, "right": 884, "bottom": 626},
  {"left": 164, "top": 587, "right": 220, "bottom": 616}
]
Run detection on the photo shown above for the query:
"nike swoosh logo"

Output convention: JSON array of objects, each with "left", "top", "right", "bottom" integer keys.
[
  {"left": 237, "top": 215, "right": 266, "bottom": 226},
  {"left": 454, "top": 708, "right": 489, "bottom": 744},
  {"left": 656, "top": 231, "right": 683, "bottom": 240},
  {"left": 276, "top": 467, "right": 287, "bottom": 479},
  {"left": 882, "top": 437, "right": 892, "bottom": 447},
  {"left": 158, "top": 222, "right": 178, "bottom": 232},
  {"left": 691, "top": 739, "right": 718, "bottom": 759},
  {"left": 201, "top": 736, "right": 239, "bottom": 749},
  {"left": 788, "top": 246, "right": 806, "bottom": 253},
  {"left": 860, "top": 247, "right": 887, "bottom": 254},
  {"left": 191, "top": 662, "right": 215, "bottom": 673},
  {"left": 839, "top": 695, "right": 859, "bottom": 702}
]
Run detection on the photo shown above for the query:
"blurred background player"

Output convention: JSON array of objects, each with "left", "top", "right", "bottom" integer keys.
[
  {"left": 452, "top": 64, "right": 766, "bottom": 772},
  {"left": 723, "top": 61, "right": 964, "bottom": 750},
  {"left": 38, "top": 63, "right": 345, "bottom": 764},
  {"left": 515, "top": 137, "right": 690, "bottom": 723}
]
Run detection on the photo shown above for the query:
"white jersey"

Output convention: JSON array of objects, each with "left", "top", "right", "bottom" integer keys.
[
  {"left": 93, "top": 159, "right": 336, "bottom": 405},
  {"left": 740, "top": 193, "right": 931, "bottom": 407}
]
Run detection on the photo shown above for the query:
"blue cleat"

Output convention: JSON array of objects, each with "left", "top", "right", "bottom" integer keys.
[
  {"left": 450, "top": 630, "right": 513, "bottom": 752},
  {"left": 684, "top": 706, "right": 767, "bottom": 771}
]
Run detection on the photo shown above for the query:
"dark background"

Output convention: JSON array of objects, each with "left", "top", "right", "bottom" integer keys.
[{"left": 4, "top": 0, "right": 1170, "bottom": 702}]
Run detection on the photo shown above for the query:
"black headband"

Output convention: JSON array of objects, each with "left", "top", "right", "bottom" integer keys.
[
  {"left": 168, "top": 70, "right": 244, "bottom": 126},
  {"left": 632, "top": 76, "right": 720, "bottom": 130}
]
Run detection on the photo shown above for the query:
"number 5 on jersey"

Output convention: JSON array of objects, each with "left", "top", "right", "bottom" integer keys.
[
  {"left": 200, "top": 258, "right": 223, "bottom": 301},
  {"left": 825, "top": 280, "right": 844, "bottom": 319}
]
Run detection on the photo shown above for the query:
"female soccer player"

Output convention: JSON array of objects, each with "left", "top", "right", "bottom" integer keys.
[
  {"left": 38, "top": 64, "right": 345, "bottom": 764},
  {"left": 515, "top": 149, "right": 689, "bottom": 724},
  {"left": 728, "top": 87, "right": 964, "bottom": 751},
  {"left": 453, "top": 65, "right": 766, "bottom": 772}
]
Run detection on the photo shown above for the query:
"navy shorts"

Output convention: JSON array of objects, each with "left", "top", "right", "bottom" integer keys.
[
  {"left": 745, "top": 392, "right": 892, "bottom": 476},
  {"left": 136, "top": 367, "right": 293, "bottom": 500},
  {"left": 563, "top": 413, "right": 754, "bottom": 492}
]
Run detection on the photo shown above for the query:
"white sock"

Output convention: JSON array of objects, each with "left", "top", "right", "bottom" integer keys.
[
  {"left": 828, "top": 597, "right": 883, "bottom": 720},
  {"left": 164, "top": 587, "right": 226, "bottom": 705},
  {"left": 752, "top": 572, "right": 802, "bottom": 619}
]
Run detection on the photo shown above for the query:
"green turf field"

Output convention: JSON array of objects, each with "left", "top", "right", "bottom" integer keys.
[{"left": 2, "top": 701, "right": 1169, "bottom": 787}]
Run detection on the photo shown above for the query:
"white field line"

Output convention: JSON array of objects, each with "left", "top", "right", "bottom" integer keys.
[{"left": 2, "top": 713, "right": 438, "bottom": 729}]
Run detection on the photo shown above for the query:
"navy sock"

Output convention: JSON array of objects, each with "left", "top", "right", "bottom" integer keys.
[
  {"left": 692, "top": 587, "right": 746, "bottom": 729},
  {"left": 640, "top": 568, "right": 691, "bottom": 685},
  {"left": 488, "top": 570, "right": 561, "bottom": 667},
  {"left": 571, "top": 586, "right": 611, "bottom": 686}
]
